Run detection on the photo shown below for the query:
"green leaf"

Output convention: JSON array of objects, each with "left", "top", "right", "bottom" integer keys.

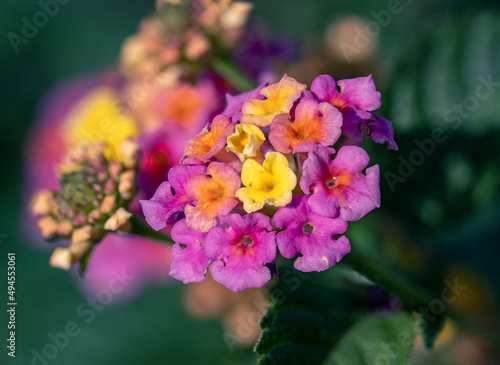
[
  {"left": 322, "top": 312, "right": 416, "bottom": 365},
  {"left": 255, "top": 267, "right": 414, "bottom": 365}
]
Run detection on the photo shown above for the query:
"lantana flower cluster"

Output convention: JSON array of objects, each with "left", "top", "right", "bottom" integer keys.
[
  {"left": 141, "top": 73, "right": 397, "bottom": 291},
  {"left": 27, "top": 0, "right": 279, "bottom": 282}
]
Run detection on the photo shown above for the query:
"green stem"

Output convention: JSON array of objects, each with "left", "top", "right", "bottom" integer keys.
[
  {"left": 343, "top": 248, "right": 435, "bottom": 310},
  {"left": 129, "top": 215, "right": 174, "bottom": 244},
  {"left": 210, "top": 56, "right": 256, "bottom": 92}
]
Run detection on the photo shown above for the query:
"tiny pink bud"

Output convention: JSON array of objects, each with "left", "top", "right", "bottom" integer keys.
[
  {"left": 108, "top": 160, "right": 122, "bottom": 179},
  {"left": 104, "top": 178, "right": 116, "bottom": 193},
  {"left": 74, "top": 214, "right": 87, "bottom": 226}
]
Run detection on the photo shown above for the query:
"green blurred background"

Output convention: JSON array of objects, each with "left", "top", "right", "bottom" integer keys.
[{"left": 1, "top": 0, "right": 500, "bottom": 364}]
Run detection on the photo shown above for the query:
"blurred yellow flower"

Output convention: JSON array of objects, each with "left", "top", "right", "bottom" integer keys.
[{"left": 62, "top": 88, "right": 138, "bottom": 162}]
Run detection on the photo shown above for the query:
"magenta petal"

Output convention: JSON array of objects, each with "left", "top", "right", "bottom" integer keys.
[
  {"left": 338, "top": 164, "right": 380, "bottom": 221},
  {"left": 204, "top": 213, "right": 276, "bottom": 292},
  {"left": 273, "top": 228, "right": 300, "bottom": 259},
  {"left": 307, "top": 189, "right": 340, "bottom": 218},
  {"left": 341, "top": 108, "right": 373, "bottom": 141},
  {"left": 209, "top": 260, "right": 271, "bottom": 292},
  {"left": 170, "top": 243, "right": 210, "bottom": 283},
  {"left": 299, "top": 90, "right": 320, "bottom": 102},
  {"left": 168, "top": 163, "right": 207, "bottom": 194},
  {"left": 367, "top": 115, "right": 398, "bottom": 150},
  {"left": 220, "top": 212, "right": 274, "bottom": 235},
  {"left": 341, "top": 119, "right": 364, "bottom": 146},
  {"left": 294, "top": 235, "right": 351, "bottom": 272},
  {"left": 202, "top": 225, "right": 233, "bottom": 259},
  {"left": 222, "top": 83, "right": 268, "bottom": 123},
  {"left": 140, "top": 182, "right": 183, "bottom": 230},
  {"left": 274, "top": 195, "right": 350, "bottom": 272},
  {"left": 140, "top": 164, "right": 207, "bottom": 230},
  {"left": 331, "top": 145, "right": 371, "bottom": 172},
  {"left": 270, "top": 99, "right": 343, "bottom": 154},
  {"left": 310, "top": 74, "right": 338, "bottom": 102},
  {"left": 300, "top": 145, "right": 381, "bottom": 221},
  {"left": 169, "top": 219, "right": 210, "bottom": 283},
  {"left": 337, "top": 75, "right": 381, "bottom": 111},
  {"left": 300, "top": 146, "right": 336, "bottom": 194}
]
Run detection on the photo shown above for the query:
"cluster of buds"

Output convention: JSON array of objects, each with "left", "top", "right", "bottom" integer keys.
[
  {"left": 141, "top": 73, "right": 397, "bottom": 292},
  {"left": 31, "top": 138, "right": 140, "bottom": 271},
  {"left": 120, "top": 0, "right": 253, "bottom": 79}
]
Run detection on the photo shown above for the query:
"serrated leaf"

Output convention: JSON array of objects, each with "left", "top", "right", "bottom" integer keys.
[
  {"left": 322, "top": 312, "right": 416, "bottom": 365},
  {"left": 255, "top": 307, "right": 340, "bottom": 354},
  {"left": 255, "top": 268, "right": 392, "bottom": 365}
]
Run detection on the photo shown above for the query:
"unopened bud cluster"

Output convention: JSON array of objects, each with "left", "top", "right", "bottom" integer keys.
[
  {"left": 120, "top": 0, "right": 253, "bottom": 79},
  {"left": 31, "top": 139, "right": 140, "bottom": 270}
]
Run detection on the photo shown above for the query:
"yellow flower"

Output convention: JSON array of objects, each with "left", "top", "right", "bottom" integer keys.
[
  {"left": 226, "top": 124, "right": 265, "bottom": 162},
  {"left": 62, "top": 88, "right": 138, "bottom": 162},
  {"left": 240, "top": 74, "right": 306, "bottom": 127},
  {"left": 236, "top": 152, "right": 297, "bottom": 213}
]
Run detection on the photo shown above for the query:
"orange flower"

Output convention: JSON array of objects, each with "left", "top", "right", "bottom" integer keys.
[
  {"left": 269, "top": 99, "right": 342, "bottom": 153},
  {"left": 184, "top": 162, "right": 241, "bottom": 232},
  {"left": 183, "top": 115, "right": 235, "bottom": 163}
]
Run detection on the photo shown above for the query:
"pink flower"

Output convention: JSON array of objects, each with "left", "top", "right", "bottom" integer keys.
[
  {"left": 311, "top": 74, "right": 380, "bottom": 121},
  {"left": 169, "top": 219, "right": 210, "bottom": 283},
  {"left": 342, "top": 114, "right": 398, "bottom": 150},
  {"left": 137, "top": 128, "right": 185, "bottom": 199},
  {"left": 129, "top": 80, "right": 220, "bottom": 137},
  {"left": 274, "top": 195, "right": 350, "bottom": 272},
  {"left": 140, "top": 164, "right": 207, "bottom": 231},
  {"left": 204, "top": 213, "right": 276, "bottom": 292},
  {"left": 78, "top": 234, "right": 171, "bottom": 303},
  {"left": 311, "top": 74, "right": 397, "bottom": 150},
  {"left": 300, "top": 145, "right": 380, "bottom": 221}
]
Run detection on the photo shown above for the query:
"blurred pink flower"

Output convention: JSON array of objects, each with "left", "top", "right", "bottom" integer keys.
[
  {"left": 77, "top": 234, "right": 172, "bottom": 302},
  {"left": 23, "top": 71, "right": 174, "bottom": 302}
]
